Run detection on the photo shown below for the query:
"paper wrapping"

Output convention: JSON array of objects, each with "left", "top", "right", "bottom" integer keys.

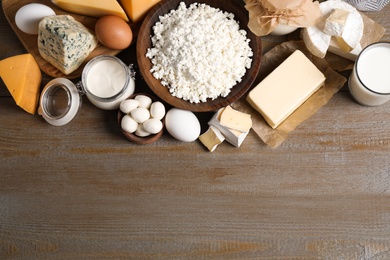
[
  {"left": 232, "top": 41, "right": 347, "bottom": 148},
  {"left": 244, "top": 0, "right": 322, "bottom": 36}
]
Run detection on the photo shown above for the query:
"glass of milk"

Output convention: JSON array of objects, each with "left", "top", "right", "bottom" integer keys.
[{"left": 348, "top": 42, "right": 390, "bottom": 106}]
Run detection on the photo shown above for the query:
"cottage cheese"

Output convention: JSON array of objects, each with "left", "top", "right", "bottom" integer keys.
[{"left": 146, "top": 2, "right": 253, "bottom": 103}]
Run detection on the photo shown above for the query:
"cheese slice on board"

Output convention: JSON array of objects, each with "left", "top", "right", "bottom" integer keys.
[
  {"left": 246, "top": 50, "right": 326, "bottom": 129},
  {"left": 51, "top": 0, "right": 129, "bottom": 22},
  {"left": 120, "top": 0, "right": 161, "bottom": 23},
  {"left": 0, "top": 54, "right": 42, "bottom": 114}
]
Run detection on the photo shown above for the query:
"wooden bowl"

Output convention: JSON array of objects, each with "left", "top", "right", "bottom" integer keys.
[
  {"left": 117, "top": 93, "right": 164, "bottom": 144},
  {"left": 136, "top": 0, "right": 262, "bottom": 112}
]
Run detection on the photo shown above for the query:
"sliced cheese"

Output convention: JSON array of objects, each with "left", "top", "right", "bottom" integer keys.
[
  {"left": 246, "top": 50, "right": 326, "bottom": 129},
  {"left": 302, "top": 0, "right": 363, "bottom": 58},
  {"left": 208, "top": 108, "right": 250, "bottom": 148},
  {"left": 119, "top": 0, "right": 161, "bottom": 23},
  {"left": 199, "top": 125, "right": 225, "bottom": 152},
  {"left": 323, "top": 8, "right": 350, "bottom": 36},
  {"left": 328, "top": 37, "right": 362, "bottom": 61},
  {"left": 0, "top": 54, "right": 42, "bottom": 114},
  {"left": 51, "top": 0, "right": 129, "bottom": 22},
  {"left": 219, "top": 105, "right": 252, "bottom": 133}
]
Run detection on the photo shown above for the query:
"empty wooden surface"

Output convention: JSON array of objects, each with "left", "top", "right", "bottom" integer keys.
[{"left": 1, "top": 1, "right": 390, "bottom": 259}]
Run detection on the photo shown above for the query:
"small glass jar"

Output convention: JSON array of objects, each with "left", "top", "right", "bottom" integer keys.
[{"left": 38, "top": 55, "right": 135, "bottom": 126}]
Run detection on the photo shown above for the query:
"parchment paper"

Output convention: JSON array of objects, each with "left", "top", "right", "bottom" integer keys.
[
  {"left": 244, "top": 0, "right": 322, "bottom": 36},
  {"left": 232, "top": 41, "right": 347, "bottom": 148}
]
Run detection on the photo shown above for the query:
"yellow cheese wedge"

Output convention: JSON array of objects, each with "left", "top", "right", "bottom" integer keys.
[
  {"left": 0, "top": 54, "right": 42, "bottom": 114},
  {"left": 120, "top": 0, "right": 161, "bottom": 23},
  {"left": 246, "top": 50, "right": 326, "bottom": 129},
  {"left": 219, "top": 105, "right": 252, "bottom": 133},
  {"left": 51, "top": 0, "right": 129, "bottom": 22}
]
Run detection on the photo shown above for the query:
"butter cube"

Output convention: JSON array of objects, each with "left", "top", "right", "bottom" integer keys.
[{"left": 247, "top": 50, "right": 326, "bottom": 129}]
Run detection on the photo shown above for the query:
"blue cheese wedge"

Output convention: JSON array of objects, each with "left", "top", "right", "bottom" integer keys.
[
  {"left": 38, "top": 15, "right": 98, "bottom": 75},
  {"left": 246, "top": 50, "right": 326, "bottom": 129}
]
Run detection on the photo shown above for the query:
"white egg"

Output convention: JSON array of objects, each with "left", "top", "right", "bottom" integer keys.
[
  {"left": 143, "top": 118, "right": 163, "bottom": 134},
  {"left": 130, "top": 107, "right": 150, "bottom": 123},
  {"left": 15, "top": 3, "right": 56, "bottom": 35},
  {"left": 150, "top": 101, "right": 165, "bottom": 120},
  {"left": 135, "top": 124, "right": 151, "bottom": 137},
  {"left": 134, "top": 95, "right": 152, "bottom": 109},
  {"left": 165, "top": 108, "right": 201, "bottom": 142},
  {"left": 120, "top": 99, "right": 139, "bottom": 114},
  {"left": 121, "top": 115, "right": 138, "bottom": 133}
]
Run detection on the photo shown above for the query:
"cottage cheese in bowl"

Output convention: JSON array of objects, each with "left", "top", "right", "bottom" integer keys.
[{"left": 145, "top": 2, "right": 253, "bottom": 104}]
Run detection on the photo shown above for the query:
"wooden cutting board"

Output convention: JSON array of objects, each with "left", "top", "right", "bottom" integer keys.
[{"left": 2, "top": 0, "right": 137, "bottom": 79}]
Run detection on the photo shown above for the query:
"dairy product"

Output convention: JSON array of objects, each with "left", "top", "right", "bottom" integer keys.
[
  {"left": 119, "top": 0, "right": 161, "bottom": 23},
  {"left": 146, "top": 2, "right": 253, "bottom": 103},
  {"left": 302, "top": 0, "right": 363, "bottom": 58},
  {"left": 85, "top": 59, "right": 126, "bottom": 98},
  {"left": 349, "top": 42, "right": 390, "bottom": 106},
  {"left": 199, "top": 125, "right": 225, "bottom": 152},
  {"left": 247, "top": 50, "right": 326, "bottom": 129},
  {"left": 219, "top": 105, "right": 252, "bottom": 133},
  {"left": 0, "top": 54, "right": 42, "bottom": 114},
  {"left": 82, "top": 56, "right": 135, "bottom": 110},
  {"left": 51, "top": 0, "right": 129, "bottom": 21},
  {"left": 323, "top": 8, "right": 350, "bottom": 36},
  {"left": 38, "top": 15, "right": 98, "bottom": 75},
  {"left": 208, "top": 107, "right": 251, "bottom": 148}
]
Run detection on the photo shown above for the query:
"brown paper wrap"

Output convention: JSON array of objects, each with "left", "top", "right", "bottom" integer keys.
[
  {"left": 232, "top": 41, "right": 347, "bottom": 148},
  {"left": 244, "top": 0, "right": 322, "bottom": 36}
]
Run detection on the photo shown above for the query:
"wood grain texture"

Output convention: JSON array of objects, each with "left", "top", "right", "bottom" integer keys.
[{"left": 1, "top": 1, "right": 390, "bottom": 259}]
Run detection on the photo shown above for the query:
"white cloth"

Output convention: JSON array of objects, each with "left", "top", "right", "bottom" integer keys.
[{"left": 344, "top": 0, "right": 390, "bottom": 11}]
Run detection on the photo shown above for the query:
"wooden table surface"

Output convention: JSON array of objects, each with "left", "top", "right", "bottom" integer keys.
[{"left": 1, "top": 1, "right": 390, "bottom": 259}]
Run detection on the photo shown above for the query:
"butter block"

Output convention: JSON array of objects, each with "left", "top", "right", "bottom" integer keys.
[
  {"left": 51, "top": 0, "right": 129, "bottom": 22},
  {"left": 199, "top": 125, "right": 225, "bottom": 152},
  {"left": 0, "top": 54, "right": 42, "bottom": 114},
  {"left": 38, "top": 15, "right": 98, "bottom": 75},
  {"left": 247, "top": 50, "right": 326, "bottom": 129},
  {"left": 120, "top": 0, "right": 161, "bottom": 23},
  {"left": 323, "top": 8, "right": 350, "bottom": 36}
]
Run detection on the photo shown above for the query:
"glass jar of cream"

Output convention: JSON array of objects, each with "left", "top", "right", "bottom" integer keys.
[{"left": 38, "top": 55, "right": 135, "bottom": 126}]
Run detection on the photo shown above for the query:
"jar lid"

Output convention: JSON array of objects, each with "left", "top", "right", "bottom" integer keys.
[{"left": 38, "top": 78, "right": 82, "bottom": 126}]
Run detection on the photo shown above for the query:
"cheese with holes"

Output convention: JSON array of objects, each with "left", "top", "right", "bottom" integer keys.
[
  {"left": 219, "top": 105, "right": 252, "bottom": 133},
  {"left": 199, "top": 125, "right": 225, "bottom": 152},
  {"left": 119, "top": 0, "right": 161, "bottom": 23},
  {"left": 0, "top": 54, "right": 42, "bottom": 114},
  {"left": 302, "top": 0, "right": 363, "bottom": 58},
  {"left": 247, "top": 50, "right": 326, "bottom": 129},
  {"left": 208, "top": 107, "right": 251, "bottom": 148},
  {"left": 51, "top": 0, "right": 129, "bottom": 22},
  {"left": 38, "top": 15, "right": 98, "bottom": 75}
]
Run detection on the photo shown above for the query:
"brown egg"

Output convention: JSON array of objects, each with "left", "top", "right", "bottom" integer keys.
[{"left": 95, "top": 15, "right": 133, "bottom": 50}]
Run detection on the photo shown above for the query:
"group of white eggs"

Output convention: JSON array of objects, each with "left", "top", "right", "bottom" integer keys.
[
  {"left": 120, "top": 95, "right": 165, "bottom": 137},
  {"left": 120, "top": 94, "right": 201, "bottom": 143}
]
